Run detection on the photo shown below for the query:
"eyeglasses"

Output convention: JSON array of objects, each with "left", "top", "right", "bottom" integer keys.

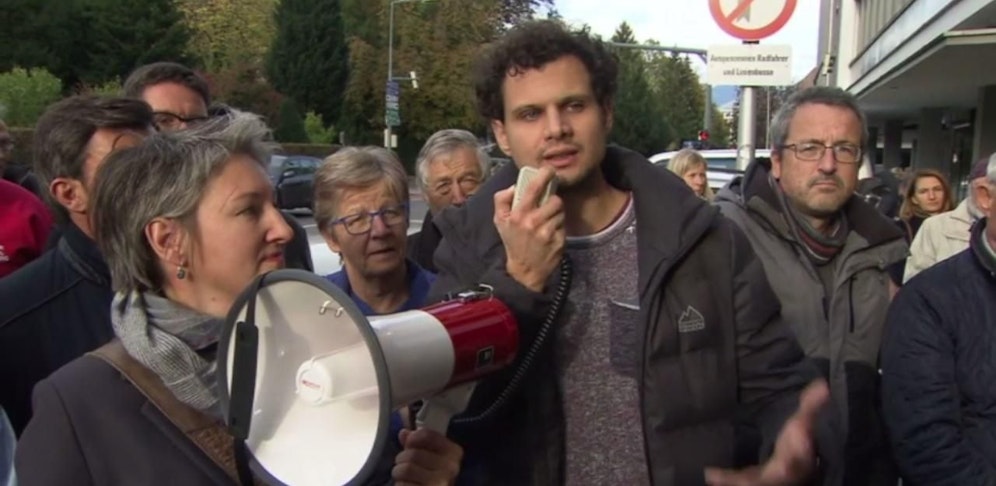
[
  {"left": 432, "top": 176, "right": 481, "bottom": 197},
  {"left": 152, "top": 111, "right": 209, "bottom": 131},
  {"left": 781, "top": 142, "right": 863, "bottom": 164},
  {"left": 329, "top": 203, "right": 409, "bottom": 235}
]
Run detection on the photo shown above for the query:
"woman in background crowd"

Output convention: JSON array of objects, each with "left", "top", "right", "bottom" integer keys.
[
  {"left": 889, "top": 169, "right": 953, "bottom": 284},
  {"left": 897, "top": 169, "right": 954, "bottom": 241},
  {"left": 315, "top": 146, "right": 435, "bottom": 316},
  {"left": 668, "top": 148, "right": 714, "bottom": 201}
]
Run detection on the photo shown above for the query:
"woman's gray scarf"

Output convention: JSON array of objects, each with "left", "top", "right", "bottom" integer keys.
[{"left": 112, "top": 291, "right": 224, "bottom": 418}]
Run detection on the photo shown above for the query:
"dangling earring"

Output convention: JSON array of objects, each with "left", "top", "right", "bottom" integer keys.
[{"left": 176, "top": 265, "right": 187, "bottom": 280}]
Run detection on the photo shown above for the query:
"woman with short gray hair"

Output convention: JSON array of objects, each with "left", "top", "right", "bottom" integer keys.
[
  {"left": 16, "top": 115, "right": 462, "bottom": 486},
  {"left": 315, "top": 146, "right": 435, "bottom": 316}
]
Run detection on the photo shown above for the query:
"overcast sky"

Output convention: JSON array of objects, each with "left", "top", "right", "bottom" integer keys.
[{"left": 553, "top": 0, "right": 821, "bottom": 82}]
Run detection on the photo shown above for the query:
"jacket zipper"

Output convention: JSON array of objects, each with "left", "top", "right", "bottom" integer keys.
[
  {"left": 638, "top": 259, "right": 671, "bottom": 486},
  {"left": 848, "top": 277, "right": 855, "bottom": 333}
]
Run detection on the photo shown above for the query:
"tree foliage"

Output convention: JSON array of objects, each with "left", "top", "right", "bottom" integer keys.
[
  {"left": 729, "top": 86, "right": 796, "bottom": 148},
  {"left": 0, "top": 0, "right": 193, "bottom": 91},
  {"left": 605, "top": 22, "right": 727, "bottom": 154},
  {"left": 274, "top": 98, "right": 309, "bottom": 143},
  {"left": 175, "top": 0, "right": 277, "bottom": 72},
  {"left": 0, "top": 67, "right": 63, "bottom": 127},
  {"left": 305, "top": 111, "right": 336, "bottom": 144},
  {"left": 267, "top": 0, "right": 348, "bottom": 127},
  {"left": 709, "top": 104, "right": 732, "bottom": 148},
  {"left": 608, "top": 23, "right": 669, "bottom": 156},
  {"left": 338, "top": 0, "right": 553, "bottom": 151},
  {"left": 207, "top": 62, "right": 283, "bottom": 127}
]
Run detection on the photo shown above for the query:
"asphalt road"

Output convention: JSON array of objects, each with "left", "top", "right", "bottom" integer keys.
[{"left": 288, "top": 192, "right": 429, "bottom": 276}]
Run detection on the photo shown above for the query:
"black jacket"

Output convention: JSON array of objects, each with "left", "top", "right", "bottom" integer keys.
[
  {"left": 0, "top": 223, "right": 115, "bottom": 434},
  {"left": 881, "top": 218, "right": 996, "bottom": 485},
  {"left": 431, "top": 146, "right": 837, "bottom": 485},
  {"left": 406, "top": 211, "right": 443, "bottom": 273},
  {"left": 407, "top": 210, "right": 442, "bottom": 273},
  {"left": 2, "top": 164, "right": 42, "bottom": 199},
  {"left": 16, "top": 347, "right": 397, "bottom": 486},
  {"left": 282, "top": 210, "right": 314, "bottom": 272}
]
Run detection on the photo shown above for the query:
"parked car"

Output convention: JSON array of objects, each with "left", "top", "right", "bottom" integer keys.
[
  {"left": 268, "top": 154, "right": 321, "bottom": 211},
  {"left": 649, "top": 149, "right": 772, "bottom": 192}
]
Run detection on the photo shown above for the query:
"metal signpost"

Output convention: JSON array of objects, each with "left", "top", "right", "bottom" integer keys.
[{"left": 708, "top": 0, "right": 797, "bottom": 170}]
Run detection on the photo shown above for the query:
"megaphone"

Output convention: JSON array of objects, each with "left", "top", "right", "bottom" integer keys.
[{"left": 217, "top": 269, "right": 518, "bottom": 486}]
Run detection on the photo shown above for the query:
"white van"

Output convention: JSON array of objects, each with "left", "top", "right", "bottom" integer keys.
[{"left": 649, "top": 149, "right": 772, "bottom": 191}]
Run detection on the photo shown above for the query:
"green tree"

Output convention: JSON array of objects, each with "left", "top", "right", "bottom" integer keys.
[
  {"left": 0, "top": 0, "right": 193, "bottom": 91},
  {"left": 337, "top": 0, "right": 554, "bottom": 150},
  {"left": 81, "top": 0, "right": 194, "bottom": 86},
  {"left": 176, "top": 0, "right": 277, "bottom": 72},
  {"left": 708, "top": 103, "right": 732, "bottom": 149},
  {"left": 274, "top": 99, "right": 309, "bottom": 143},
  {"left": 305, "top": 111, "right": 336, "bottom": 144},
  {"left": 208, "top": 62, "right": 283, "bottom": 126},
  {"left": 648, "top": 53, "right": 705, "bottom": 147},
  {"left": 267, "top": 0, "right": 349, "bottom": 127},
  {"left": 0, "top": 67, "right": 63, "bottom": 126},
  {"left": 338, "top": 37, "right": 384, "bottom": 146},
  {"left": 608, "top": 23, "right": 669, "bottom": 155}
]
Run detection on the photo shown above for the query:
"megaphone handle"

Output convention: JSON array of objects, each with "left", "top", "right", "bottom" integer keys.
[{"left": 416, "top": 382, "right": 476, "bottom": 434}]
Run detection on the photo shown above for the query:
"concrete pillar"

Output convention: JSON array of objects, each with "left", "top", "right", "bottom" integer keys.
[
  {"left": 882, "top": 120, "right": 903, "bottom": 169},
  {"left": 972, "top": 85, "right": 996, "bottom": 162},
  {"left": 867, "top": 125, "right": 880, "bottom": 166},
  {"left": 915, "top": 108, "right": 951, "bottom": 181}
]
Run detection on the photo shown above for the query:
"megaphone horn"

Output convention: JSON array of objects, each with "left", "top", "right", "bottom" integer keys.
[{"left": 219, "top": 270, "right": 519, "bottom": 486}]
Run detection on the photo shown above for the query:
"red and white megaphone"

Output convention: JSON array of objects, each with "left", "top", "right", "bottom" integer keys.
[{"left": 218, "top": 269, "right": 517, "bottom": 486}]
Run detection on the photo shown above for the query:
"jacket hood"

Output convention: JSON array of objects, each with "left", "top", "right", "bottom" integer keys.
[
  {"left": 715, "top": 158, "right": 904, "bottom": 248},
  {"left": 434, "top": 145, "right": 720, "bottom": 293}
]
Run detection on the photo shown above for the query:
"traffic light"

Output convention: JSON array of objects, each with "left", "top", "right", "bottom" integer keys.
[{"left": 698, "top": 130, "right": 710, "bottom": 142}]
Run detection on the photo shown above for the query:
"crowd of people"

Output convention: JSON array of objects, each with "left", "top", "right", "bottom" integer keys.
[{"left": 1, "top": 19, "right": 995, "bottom": 486}]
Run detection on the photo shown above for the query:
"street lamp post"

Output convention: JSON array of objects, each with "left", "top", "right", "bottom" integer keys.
[{"left": 385, "top": 0, "right": 429, "bottom": 148}]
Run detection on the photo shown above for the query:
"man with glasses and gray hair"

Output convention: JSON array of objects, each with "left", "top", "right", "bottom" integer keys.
[
  {"left": 716, "top": 86, "right": 907, "bottom": 485},
  {"left": 408, "top": 129, "right": 490, "bottom": 272},
  {"left": 881, "top": 154, "right": 996, "bottom": 484}
]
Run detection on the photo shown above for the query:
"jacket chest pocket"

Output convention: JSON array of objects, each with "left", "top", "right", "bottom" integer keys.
[
  {"left": 841, "top": 268, "right": 890, "bottom": 360},
  {"left": 608, "top": 300, "right": 642, "bottom": 379}
]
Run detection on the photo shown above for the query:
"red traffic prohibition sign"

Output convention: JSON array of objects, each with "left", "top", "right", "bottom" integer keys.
[{"left": 709, "top": 0, "right": 797, "bottom": 41}]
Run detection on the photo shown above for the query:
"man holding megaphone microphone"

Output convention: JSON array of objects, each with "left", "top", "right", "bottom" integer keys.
[{"left": 426, "top": 20, "right": 842, "bottom": 486}]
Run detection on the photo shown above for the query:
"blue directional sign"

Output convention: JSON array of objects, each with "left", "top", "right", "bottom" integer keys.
[{"left": 385, "top": 80, "right": 401, "bottom": 127}]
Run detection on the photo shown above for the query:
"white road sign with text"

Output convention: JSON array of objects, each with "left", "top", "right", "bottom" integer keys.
[{"left": 707, "top": 44, "right": 792, "bottom": 86}]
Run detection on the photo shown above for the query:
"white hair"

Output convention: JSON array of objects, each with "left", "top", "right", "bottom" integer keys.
[
  {"left": 415, "top": 129, "right": 490, "bottom": 192},
  {"left": 989, "top": 152, "right": 996, "bottom": 185}
]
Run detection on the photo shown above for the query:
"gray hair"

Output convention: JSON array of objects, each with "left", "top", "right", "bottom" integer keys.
[
  {"left": 415, "top": 129, "right": 490, "bottom": 193},
  {"left": 769, "top": 86, "right": 869, "bottom": 153},
  {"left": 314, "top": 146, "right": 409, "bottom": 232},
  {"left": 92, "top": 110, "right": 275, "bottom": 293}
]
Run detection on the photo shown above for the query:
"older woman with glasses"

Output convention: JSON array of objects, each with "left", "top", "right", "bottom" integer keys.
[
  {"left": 316, "top": 147, "right": 435, "bottom": 316},
  {"left": 16, "top": 114, "right": 461, "bottom": 485}
]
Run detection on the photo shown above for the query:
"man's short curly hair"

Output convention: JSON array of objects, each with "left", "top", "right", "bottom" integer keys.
[{"left": 473, "top": 20, "right": 618, "bottom": 122}]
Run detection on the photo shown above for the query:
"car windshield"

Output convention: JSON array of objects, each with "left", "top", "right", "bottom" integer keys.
[{"left": 267, "top": 155, "right": 287, "bottom": 178}]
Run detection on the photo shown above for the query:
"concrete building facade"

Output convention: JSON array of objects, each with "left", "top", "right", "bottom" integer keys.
[{"left": 817, "top": 0, "right": 996, "bottom": 198}]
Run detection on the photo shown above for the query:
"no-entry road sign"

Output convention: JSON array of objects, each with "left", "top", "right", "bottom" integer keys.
[{"left": 709, "top": 0, "right": 797, "bottom": 41}]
